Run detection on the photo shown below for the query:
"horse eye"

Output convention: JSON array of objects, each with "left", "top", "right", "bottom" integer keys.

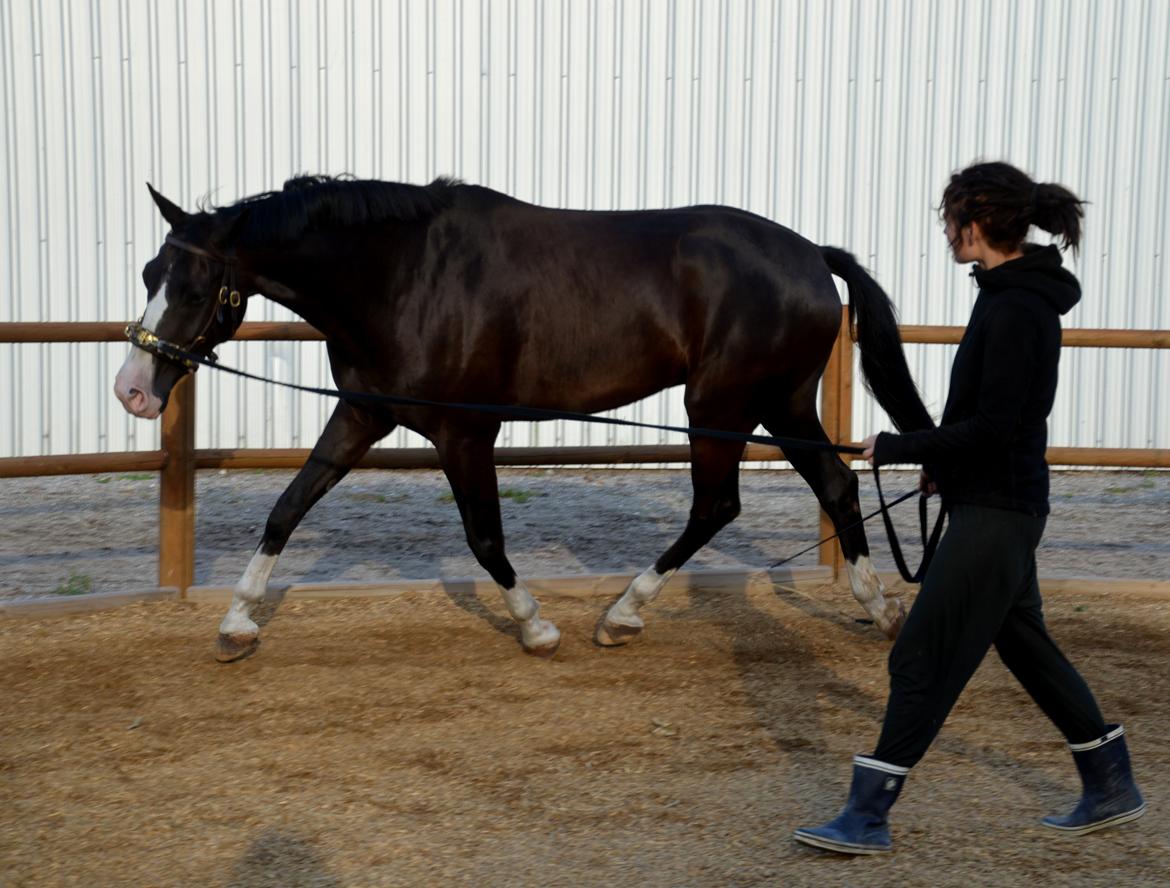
[{"left": 141, "top": 256, "right": 168, "bottom": 293}]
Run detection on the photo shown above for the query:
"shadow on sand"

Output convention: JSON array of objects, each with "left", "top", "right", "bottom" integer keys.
[{"left": 226, "top": 829, "right": 341, "bottom": 888}]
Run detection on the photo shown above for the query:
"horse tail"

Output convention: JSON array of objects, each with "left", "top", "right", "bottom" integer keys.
[{"left": 819, "top": 246, "right": 934, "bottom": 433}]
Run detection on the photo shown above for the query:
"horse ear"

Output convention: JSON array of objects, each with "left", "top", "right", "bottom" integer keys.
[{"left": 146, "top": 183, "right": 189, "bottom": 228}]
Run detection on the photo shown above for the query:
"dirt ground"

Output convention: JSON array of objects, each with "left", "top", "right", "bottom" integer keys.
[{"left": 1, "top": 578, "right": 1167, "bottom": 887}]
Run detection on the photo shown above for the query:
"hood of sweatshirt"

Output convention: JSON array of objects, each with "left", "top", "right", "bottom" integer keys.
[{"left": 971, "top": 243, "right": 1081, "bottom": 315}]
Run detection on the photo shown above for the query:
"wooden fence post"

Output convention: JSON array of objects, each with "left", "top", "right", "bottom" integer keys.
[
  {"left": 159, "top": 374, "right": 196, "bottom": 593},
  {"left": 838, "top": 307, "right": 855, "bottom": 456},
  {"left": 818, "top": 307, "right": 854, "bottom": 578}
]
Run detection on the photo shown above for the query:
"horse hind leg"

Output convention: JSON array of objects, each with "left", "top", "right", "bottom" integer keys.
[
  {"left": 765, "top": 403, "right": 906, "bottom": 639},
  {"left": 596, "top": 435, "right": 744, "bottom": 646},
  {"left": 216, "top": 402, "right": 393, "bottom": 662},
  {"left": 436, "top": 432, "right": 560, "bottom": 657}
]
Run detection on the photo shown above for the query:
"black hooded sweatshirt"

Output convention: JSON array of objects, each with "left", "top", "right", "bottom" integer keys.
[{"left": 873, "top": 244, "right": 1081, "bottom": 516}]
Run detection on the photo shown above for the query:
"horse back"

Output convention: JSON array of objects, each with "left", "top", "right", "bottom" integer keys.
[{"left": 384, "top": 189, "right": 842, "bottom": 415}]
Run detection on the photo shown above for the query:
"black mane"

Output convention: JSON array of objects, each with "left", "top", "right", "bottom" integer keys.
[{"left": 208, "top": 175, "right": 460, "bottom": 245}]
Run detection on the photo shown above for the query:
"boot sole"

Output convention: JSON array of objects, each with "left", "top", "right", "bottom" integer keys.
[
  {"left": 1041, "top": 802, "right": 1147, "bottom": 836},
  {"left": 793, "top": 830, "right": 890, "bottom": 855}
]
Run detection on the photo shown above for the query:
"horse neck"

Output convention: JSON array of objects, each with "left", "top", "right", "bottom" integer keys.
[{"left": 240, "top": 233, "right": 406, "bottom": 346}]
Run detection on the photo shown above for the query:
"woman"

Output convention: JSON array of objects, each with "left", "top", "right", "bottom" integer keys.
[{"left": 794, "top": 161, "right": 1145, "bottom": 855}]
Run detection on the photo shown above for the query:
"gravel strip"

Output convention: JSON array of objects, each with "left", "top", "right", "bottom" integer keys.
[{"left": 1, "top": 467, "right": 1167, "bottom": 599}]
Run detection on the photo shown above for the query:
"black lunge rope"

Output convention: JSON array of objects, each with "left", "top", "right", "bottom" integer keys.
[
  {"left": 872, "top": 466, "right": 946, "bottom": 584},
  {"left": 768, "top": 483, "right": 922, "bottom": 571},
  {"left": 138, "top": 331, "right": 945, "bottom": 582}
]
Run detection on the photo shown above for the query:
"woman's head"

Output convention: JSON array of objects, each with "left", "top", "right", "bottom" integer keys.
[{"left": 939, "top": 161, "right": 1085, "bottom": 259}]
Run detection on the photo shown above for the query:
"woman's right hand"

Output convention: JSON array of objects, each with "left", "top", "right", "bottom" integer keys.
[
  {"left": 919, "top": 470, "right": 938, "bottom": 497},
  {"left": 861, "top": 434, "right": 879, "bottom": 464}
]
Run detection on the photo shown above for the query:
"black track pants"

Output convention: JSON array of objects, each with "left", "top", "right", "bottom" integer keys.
[{"left": 873, "top": 503, "right": 1107, "bottom": 769}]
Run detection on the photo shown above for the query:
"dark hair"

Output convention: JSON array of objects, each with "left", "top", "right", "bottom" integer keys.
[
  {"left": 201, "top": 174, "right": 460, "bottom": 247},
  {"left": 939, "top": 161, "right": 1086, "bottom": 254}
]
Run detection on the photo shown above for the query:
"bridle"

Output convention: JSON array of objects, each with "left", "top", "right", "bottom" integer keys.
[{"left": 124, "top": 235, "right": 247, "bottom": 371}]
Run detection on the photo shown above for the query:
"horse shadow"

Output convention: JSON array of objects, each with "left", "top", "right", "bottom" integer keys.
[
  {"left": 249, "top": 585, "right": 288, "bottom": 629},
  {"left": 237, "top": 466, "right": 1097, "bottom": 803},
  {"left": 437, "top": 578, "right": 518, "bottom": 639},
  {"left": 194, "top": 467, "right": 827, "bottom": 587}
]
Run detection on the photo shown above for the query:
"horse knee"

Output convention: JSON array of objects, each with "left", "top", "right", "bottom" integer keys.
[{"left": 828, "top": 469, "right": 860, "bottom": 511}]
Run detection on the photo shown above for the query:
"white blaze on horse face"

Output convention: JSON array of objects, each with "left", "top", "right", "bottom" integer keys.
[
  {"left": 219, "top": 550, "right": 278, "bottom": 637},
  {"left": 114, "top": 285, "right": 170, "bottom": 419},
  {"left": 606, "top": 566, "right": 677, "bottom": 628},
  {"left": 845, "top": 554, "right": 902, "bottom": 636}
]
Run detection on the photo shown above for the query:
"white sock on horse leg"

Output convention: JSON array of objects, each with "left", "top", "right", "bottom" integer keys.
[
  {"left": 500, "top": 580, "right": 560, "bottom": 651},
  {"left": 845, "top": 554, "right": 903, "bottom": 634},
  {"left": 219, "top": 551, "right": 278, "bottom": 635},
  {"left": 609, "top": 567, "right": 677, "bottom": 625},
  {"left": 501, "top": 580, "right": 539, "bottom": 622}
]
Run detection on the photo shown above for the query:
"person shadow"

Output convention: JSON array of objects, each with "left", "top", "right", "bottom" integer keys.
[
  {"left": 225, "top": 829, "right": 341, "bottom": 888},
  {"left": 682, "top": 570, "right": 1117, "bottom": 833}
]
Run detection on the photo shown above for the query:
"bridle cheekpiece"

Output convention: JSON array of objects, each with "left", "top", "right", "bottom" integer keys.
[{"left": 124, "top": 235, "right": 246, "bottom": 370}]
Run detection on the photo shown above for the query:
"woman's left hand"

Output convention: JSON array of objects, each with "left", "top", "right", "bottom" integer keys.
[{"left": 861, "top": 433, "right": 878, "bottom": 464}]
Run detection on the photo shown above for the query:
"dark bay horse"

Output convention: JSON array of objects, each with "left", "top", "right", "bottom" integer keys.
[{"left": 114, "top": 176, "right": 933, "bottom": 661}]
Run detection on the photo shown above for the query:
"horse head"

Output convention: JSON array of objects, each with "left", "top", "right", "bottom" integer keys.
[{"left": 114, "top": 185, "right": 250, "bottom": 418}]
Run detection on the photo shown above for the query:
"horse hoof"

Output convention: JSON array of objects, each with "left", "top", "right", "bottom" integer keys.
[
  {"left": 215, "top": 632, "right": 260, "bottom": 663},
  {"left": 594, "top": 617, "right": 643, "bottom": 647},
  {"left": 523, "top": 637, "right": 561, "bottom": 658}
]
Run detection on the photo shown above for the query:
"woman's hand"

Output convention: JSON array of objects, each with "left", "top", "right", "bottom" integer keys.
[
  {"left": 919, "top": 470, "right": 938, "bottom": 496},
  {"left": 861, "top": 434, "right": 878, "bottom": 465}
]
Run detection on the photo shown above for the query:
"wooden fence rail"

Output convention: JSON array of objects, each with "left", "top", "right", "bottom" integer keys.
[
  {"left": 5, "top": 320, "right": 1170, "bottom": 348},
  {"left": 2, "top": 317, "right": 1168, "bottom": 589}
]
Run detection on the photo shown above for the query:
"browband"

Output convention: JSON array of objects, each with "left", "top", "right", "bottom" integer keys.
[{"left": 164, "top": 234, "right": 237, "bottom": 265}]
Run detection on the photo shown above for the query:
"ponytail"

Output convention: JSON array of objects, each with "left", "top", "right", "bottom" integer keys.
[
  {"left": 1031, "top": 182, "right": 1085, "bottom": 252},
  {"left": 940, "top": 161, "right": 1087, "bottom": 254}
]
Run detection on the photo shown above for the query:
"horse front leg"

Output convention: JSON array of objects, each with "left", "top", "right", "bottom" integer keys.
[
  {"left": 435, "top": 430, "right": 561, "bottom": 657},
  {"left": 216, "top": 402, "right": 393, "bottom": 662}
]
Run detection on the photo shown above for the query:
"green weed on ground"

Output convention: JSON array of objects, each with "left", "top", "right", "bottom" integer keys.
[
  {"left": 499, "top": 488, "right": 544, "bottom": 504},
  {"left": 1105, "top": 478, "right": 1159, "bottom": 494},
  {"left": 345, "top": 492, "right": 390, "bottom": 504},
  {"left": 437, "top": 489, "right": 543, "bottom": 504},
  {"left": 54, "top": 574, "right": 94, "bottom": 596}
]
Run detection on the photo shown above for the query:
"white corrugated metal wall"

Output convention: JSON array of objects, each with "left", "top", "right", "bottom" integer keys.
[{"left": 1, "top": 0, "right": 1167, "bottom": 460}]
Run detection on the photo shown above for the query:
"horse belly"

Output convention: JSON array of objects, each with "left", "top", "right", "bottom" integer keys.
[{"left": 510, "top": 319, "right": 687, "bottom": 414}]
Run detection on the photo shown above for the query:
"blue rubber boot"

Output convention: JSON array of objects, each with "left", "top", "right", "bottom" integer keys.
[
  {"left": 793, "top": 755, "right": 908, "bottom": 854},
  {"left": 1042, "top": 724, "right": 1146, "bottom": 836}
]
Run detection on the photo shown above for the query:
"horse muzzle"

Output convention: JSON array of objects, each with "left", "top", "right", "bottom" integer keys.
[{"left": 114, "top": 349, "right": 165, "bottom": 419}]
